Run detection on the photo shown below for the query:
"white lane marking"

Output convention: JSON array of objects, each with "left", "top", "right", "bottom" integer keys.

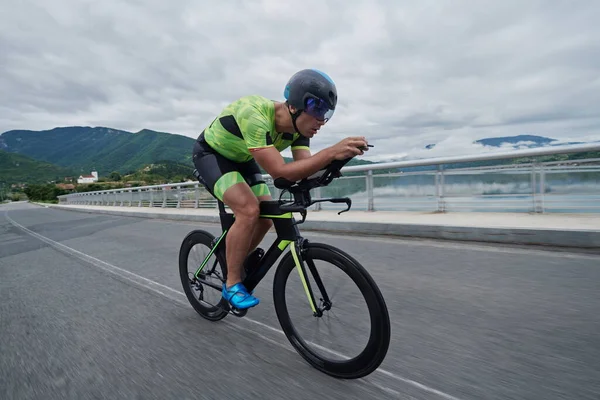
[
  {"left": 241, "top": 318, "right": 461, "bottom": 400},
  {"left": 8, "top": 212, "right": 463, "bottom": 400},
  {"left": 6, "top": 213, "right": 186, "bottom": 300}
]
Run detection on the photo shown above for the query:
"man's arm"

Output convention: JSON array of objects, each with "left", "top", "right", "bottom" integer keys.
[
  {"left": 252, "top": 147, "right": 334, "bottom": 182},
  {"left": 292, "top": 147, "right": 311, "bottom": 161},
  {"left": 252, "top": 136, "right": 368, "bottom": 182}
]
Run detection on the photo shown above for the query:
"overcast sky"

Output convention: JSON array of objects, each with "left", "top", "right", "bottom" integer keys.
[{"left": 2, "top": 0, "right": 599, "bottom": 161}]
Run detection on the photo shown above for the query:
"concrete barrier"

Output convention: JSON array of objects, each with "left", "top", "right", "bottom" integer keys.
[{"left": 39, "top": 203, "right": 600, "bottom": 249}]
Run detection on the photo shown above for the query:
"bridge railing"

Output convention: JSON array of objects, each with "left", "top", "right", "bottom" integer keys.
[{"left": 57, "top": 143, "right": 600, "bottom": 213}]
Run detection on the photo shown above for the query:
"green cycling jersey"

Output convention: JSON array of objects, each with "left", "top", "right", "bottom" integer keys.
[{"left": 203, "top": 95, "right": 310, "bottom": 163}]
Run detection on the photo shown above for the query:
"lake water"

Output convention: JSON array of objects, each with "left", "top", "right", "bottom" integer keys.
[{"left": 310, "top": 176, "right": 600, "bottom": 214}]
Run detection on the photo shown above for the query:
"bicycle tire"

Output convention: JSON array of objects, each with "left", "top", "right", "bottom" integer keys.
[
  {"left": 179, "top": 230, "right": 229, "bottom": 321},
  {"left": 272, "top": 242, "right": 391, "bottom": 379}
]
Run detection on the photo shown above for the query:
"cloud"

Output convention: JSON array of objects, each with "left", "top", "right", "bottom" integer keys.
[{"left": 1, "top": 0, "right": 600, "bottom": 161}]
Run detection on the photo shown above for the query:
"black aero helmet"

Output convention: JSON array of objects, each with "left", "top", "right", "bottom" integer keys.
[{"left": 283, "top": 69, "right": 338, "bottom": 130}]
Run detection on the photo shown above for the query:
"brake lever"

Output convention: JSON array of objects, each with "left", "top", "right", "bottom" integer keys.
[
  {"left": 331, "top": 197, "right": 352, "bottom": 214},
  {"left": 311, "top": 197, "right": 352, "bottom": 215}
]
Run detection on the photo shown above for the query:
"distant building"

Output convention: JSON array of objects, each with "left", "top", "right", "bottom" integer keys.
[{"left": 77, "top": 171, "right": 98, "bottom": 184}]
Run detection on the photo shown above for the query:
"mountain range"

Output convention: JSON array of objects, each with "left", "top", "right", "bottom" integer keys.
[
  {"left": 0, "top": 127, "right": 194, "bottom": 175},
  {"left": 425, "top": 134, "right": 589, "bottom": 150},
  {"left": 0, "top": 150, "right": 75, "bottom": 185},
  {"left": 1, "top": 127, "right": 598, "bottom": 187}
]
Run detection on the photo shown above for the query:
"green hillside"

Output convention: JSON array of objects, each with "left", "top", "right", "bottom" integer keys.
[
  {"left": 0, "top": 126, "right": 196, "bottom": 176},
  {"left": 0, "top": 150, "right": 76, "bottom": 185}
]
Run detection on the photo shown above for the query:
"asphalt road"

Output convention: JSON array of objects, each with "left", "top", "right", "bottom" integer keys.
[{"left": 1, "top": 202, "right": 599, "bottom": 399}]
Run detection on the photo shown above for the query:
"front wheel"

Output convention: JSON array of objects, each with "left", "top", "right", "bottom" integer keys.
[{"left": 272, "top": 242, "right": 391, "bottom": 379}]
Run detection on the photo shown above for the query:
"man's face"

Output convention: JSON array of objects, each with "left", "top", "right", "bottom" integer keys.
[{"left": 294, "top": 109, "right": 326, "bottom": 138}]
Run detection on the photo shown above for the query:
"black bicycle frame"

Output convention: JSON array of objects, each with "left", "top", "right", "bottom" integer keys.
[{"left": 200, "top": 199, "right": 329, "bottom": 316}]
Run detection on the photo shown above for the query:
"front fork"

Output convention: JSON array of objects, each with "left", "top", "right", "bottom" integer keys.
[{"left": 290, "top": 238, "right": 332, "bottom": 317}]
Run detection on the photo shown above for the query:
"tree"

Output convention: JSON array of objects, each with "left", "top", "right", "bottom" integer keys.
[
  {"left": 110, "top": 171, "right": 122, "bottom": 181},
  {"left": 23, "top": 184, "right": 69, "bottom": 202}
]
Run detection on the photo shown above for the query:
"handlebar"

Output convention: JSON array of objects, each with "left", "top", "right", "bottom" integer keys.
[
  {"left": 273, "top": 156, "right": 354, "bottom": 193},
  {"left": 273, "top": 155, "right": 357, "bottom": 217}
]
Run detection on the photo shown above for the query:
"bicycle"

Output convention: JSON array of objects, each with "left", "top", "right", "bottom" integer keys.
[{"left": 178, "top": 156, "right": 391, "bottom": 379}]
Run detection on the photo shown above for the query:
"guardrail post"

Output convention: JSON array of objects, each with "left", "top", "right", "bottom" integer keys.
[
  {"left": 162, "top": 187, "right": 167, "bottom": 208},
  {"left": 314, "top": 187, "right": 322, "bottom": 211},
  {"left": 194, "top": 184, "right": 199, "bottom": 208},
  {"left": 177, "top": 186, "right": 181, "bottom": 208},
  {"left": 436, "top": 165, "right": 446, "bottom": 212},
  {"left": 531, "top": 164, "right": 538, "bottom": 213},
  {"left": 539, "top": 164, "right": 546, "bottom": 213},
  {"left": 367, "top": 170, "right": 374, "bottom": 211}
]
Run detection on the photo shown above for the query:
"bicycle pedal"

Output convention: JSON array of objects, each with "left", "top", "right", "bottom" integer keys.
[
  {"left": 230, "top": 307, "right": 248, "bottom": 318},
  {"left": 220, "top": 300, "right": 248, "bottom": 317}
]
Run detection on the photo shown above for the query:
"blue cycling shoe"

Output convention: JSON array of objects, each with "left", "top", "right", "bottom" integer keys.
[{"left": 222, "top": 282, "right": 259, "bottom": 309}]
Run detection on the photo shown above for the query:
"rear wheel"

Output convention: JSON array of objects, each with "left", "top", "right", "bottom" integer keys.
[
  {"left": 179, "top": 230, "right": 229, "bottom": 321},
  {"left": 273, "top": 242, "right": 391, "bottom": 379}
]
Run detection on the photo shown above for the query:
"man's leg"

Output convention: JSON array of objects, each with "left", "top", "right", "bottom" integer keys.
[
  {"left": 221, "top": 182, "right": 261, "bottom": 288},
  {"left": 192, "top": 139, "right": 260, "bottom": 308},
  {"left": 247, "top": 194, "right": 274, "bottom": 252}
]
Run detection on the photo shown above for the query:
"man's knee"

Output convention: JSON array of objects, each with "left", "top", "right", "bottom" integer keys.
[
  {"left": 237, "top": 201, "right": 260, "bottom": 223},
  {"left": 225, "top": 188, "right": 260, "bottom": 223}
]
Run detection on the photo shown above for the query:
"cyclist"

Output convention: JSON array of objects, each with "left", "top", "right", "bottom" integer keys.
[{"left": 192, "top": 68, "right": 369, "bottom": 310}]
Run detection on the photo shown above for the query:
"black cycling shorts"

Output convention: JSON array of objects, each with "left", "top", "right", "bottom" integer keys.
[{"left": 192, "top": 133, "right": 271, "bottom": 201}]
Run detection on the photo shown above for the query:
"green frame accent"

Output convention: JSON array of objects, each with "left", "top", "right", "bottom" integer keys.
[
  {"left": 194, "top": 229, "right": 228, "bottom": 278},
  {"left": 278, "top": 239, "right": 292, "bottom": 250},
  {"left": 260, "top": 213, "right": 293, "bottom": 219},
  {"left": 291, "top": 241, "right": 317, "bottom": 313}
]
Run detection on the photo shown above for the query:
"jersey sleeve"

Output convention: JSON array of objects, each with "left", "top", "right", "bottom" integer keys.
[
  {"left": 291, "top": 134, "right": 310, "bottom": 151},
  {"left": 239, "top": 104, "right": 274, "bottom": 151}
]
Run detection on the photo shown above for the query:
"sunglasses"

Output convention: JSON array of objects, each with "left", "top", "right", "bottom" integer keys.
[{"left": 304, "top": 97, "right": 334, "bottom": 122}]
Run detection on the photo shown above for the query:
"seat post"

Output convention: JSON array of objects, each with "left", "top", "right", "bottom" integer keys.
[{"left": 218, "top": 200, "right": 227, "bottom": 214}]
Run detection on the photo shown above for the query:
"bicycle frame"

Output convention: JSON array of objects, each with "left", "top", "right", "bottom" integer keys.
[{"left": 193, "top": 199, "right": 329, "bottom": 316}]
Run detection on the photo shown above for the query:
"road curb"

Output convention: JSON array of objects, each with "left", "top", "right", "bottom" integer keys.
[{"left": 41, "top": 204, "right": 600, "bottom": 249}]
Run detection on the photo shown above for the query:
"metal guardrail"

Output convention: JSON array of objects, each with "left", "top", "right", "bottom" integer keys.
[{"left": 58, "top": 143, "right": 600, "bottom": 213}]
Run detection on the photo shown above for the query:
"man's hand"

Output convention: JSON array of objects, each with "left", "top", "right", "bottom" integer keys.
[{"left": 329, "top": 137, "right": 370, "bottom": 160}]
